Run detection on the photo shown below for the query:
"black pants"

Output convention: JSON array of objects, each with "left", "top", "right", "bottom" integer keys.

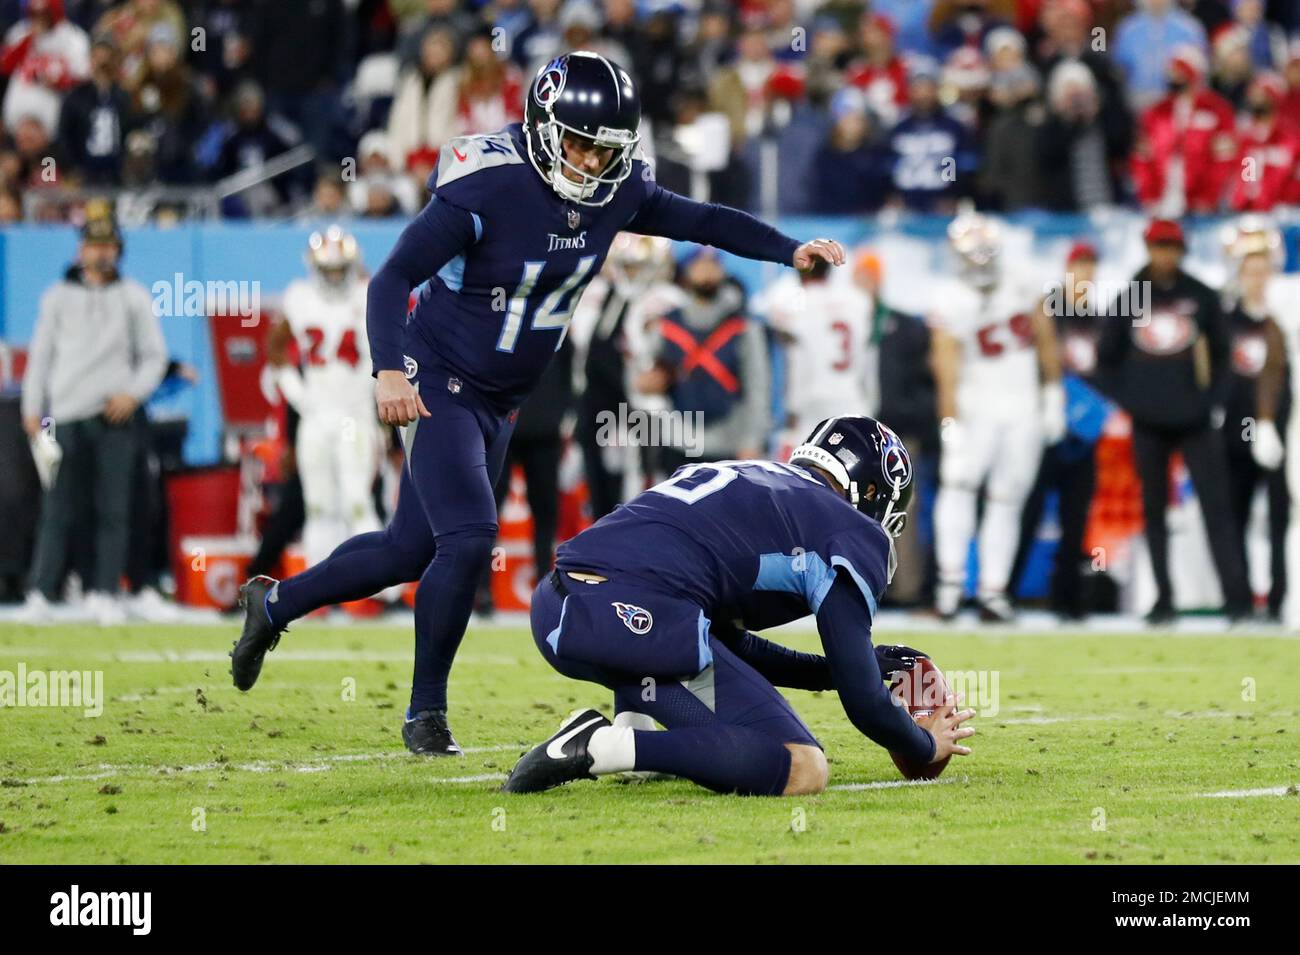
[
  {"left": 1225, "top": 449, "right": 1288, "bottom": 615},
  {"left": 493, "top": 433, "right": 562, "bottom": 577},
  {"left": 1131, "top": 424, "right": 1251, "bottom": 613},
  {"left": 246, "top": 474, "right": 306, "bottom": 582},
  {"left": 30, "top": 415, "right": 138, "bottom": 598},
  {"left": 578, "top": 416, "right": 624, "bottom": 522},
  {"left": 1011, "top": 442, "right": 1098, "bottom": 617}
]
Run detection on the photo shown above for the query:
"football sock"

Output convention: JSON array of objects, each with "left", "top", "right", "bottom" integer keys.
[
  {"left": 587, "top": 725, "right": 637, "bottom": 774},
  {"left": 934, "top": 483, "right": 977, "bottom": 584},
  {"left": 409, "top": 528, "right": 497, "bottom": 714},
  {"left": 631, "top": 725, "right": 792, "bottom": 796},
  {"left": 268, "top": 529, "right": 429, "bottom": 628},
  {"left": 979, "top": 495, "right": 1025, "bottom": 595}
]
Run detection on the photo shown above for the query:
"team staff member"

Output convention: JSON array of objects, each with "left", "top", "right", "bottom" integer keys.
[{"left": 1096, "top": 218, "right": 1251, "bottom": 624}]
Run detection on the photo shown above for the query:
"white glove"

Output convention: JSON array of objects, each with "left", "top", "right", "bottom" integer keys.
[
  {"left": 29, "top": 431, "right": 62, "bottom": 490},
  {"left": 273, "top": 364, "right": 307, "bottom": 412},
  {"left": 938, "top": 416, "right": 967, "bottom": 486},
  {"left": 1252, "top": 419, "right": 1284, "bottom": 471},
  {"left": 1041, "top": 381, "right": 1067, "bottom": 445}
]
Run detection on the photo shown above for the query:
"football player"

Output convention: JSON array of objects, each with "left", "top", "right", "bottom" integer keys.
[
  {"left": 929, "top": 213, "right": 1065, "bottom": 622},
  {"left": 1242, "top": 220, "right": 1298, "bottom": 627},
  {"left": 230, "top": 51, "right": 846, "bottom": 756},
  {"left": 502, "top": 416, "right": 975, "bottom": 797},
  {"left": 759, "top": 255, "right": 878, "bottom": 450},
  {"left": 266, "top": 227, "right": 382, "bottom": 568}
]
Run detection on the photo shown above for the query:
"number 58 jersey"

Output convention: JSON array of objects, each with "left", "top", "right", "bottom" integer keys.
[
  {"left": 556, "top": 460, "right": 892, "bottom": 630},
  {"left": 928, "top": 273, "right": 1042, "bottom": 420}
]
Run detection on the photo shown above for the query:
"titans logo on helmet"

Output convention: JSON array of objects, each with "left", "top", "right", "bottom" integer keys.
[
  {"left": 612, "top": 602, "right": 653, "bottom": 635},
  {"left": 534, "top": 59, "right": 567, "bottom": 108},
  {"left": 875, "top": 421, "right": 912, "bottom": 490}
]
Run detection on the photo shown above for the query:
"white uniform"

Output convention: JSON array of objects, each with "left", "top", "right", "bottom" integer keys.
[
  {"left": 1266, "top": 274, "right": 1300, "bottom": 628},
  {"left": 758, "top": 273, "right": 877, "bottom": 441},
  {"left": 279, "top": 276, "right": 382, "bottom": 566},
  {"left": 930, "top": 272, "right": 1045, "bottom": 600}
]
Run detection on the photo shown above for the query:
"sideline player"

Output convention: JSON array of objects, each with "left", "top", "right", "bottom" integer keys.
[
  {"left": 230, "top": 51, "right": 846, "bottom": 756},
  {"left": 266, "top": 227, "right": 382, "bottom": 569},
  {"left": 929, "top": 214, "right": 1065, "bottom": 622},
  {"left": 503, "top": 416, "right": 974, "bottom": 796}
]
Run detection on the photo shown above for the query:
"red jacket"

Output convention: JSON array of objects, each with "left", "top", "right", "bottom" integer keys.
[
  {"left": 1132, "top": 89, "right": 1238, "bottom": 213},
  {"left": 1230, "top": 119, "right": 1300, "bottom": 211}
]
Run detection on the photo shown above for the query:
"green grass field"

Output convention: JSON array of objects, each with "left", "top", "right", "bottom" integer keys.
[{"left": 1, "top": 619, "right": 1298, "bottom": 864}]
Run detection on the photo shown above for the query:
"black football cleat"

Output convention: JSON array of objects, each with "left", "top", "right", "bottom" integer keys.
[
  {"left": 502, "top": 708, "right": 611, "bottom": 794},
  {"left": 402, "top": 709, "right": 464, "bottom": 756},
  {"left": 230, "top": 576, "right": 286, "bottom": 691}
]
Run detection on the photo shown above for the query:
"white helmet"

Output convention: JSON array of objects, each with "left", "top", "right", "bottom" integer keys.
[
  {"left": 306, "top": 225, "right": 360, "bottom": 287},
  {"left": 948, "top": 212, "right": 1002, "bottom": 289}
]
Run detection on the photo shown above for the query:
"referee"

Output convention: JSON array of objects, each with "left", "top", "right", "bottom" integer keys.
[{"left": 1096, "top": 219, "right": 1252, "bottom": 624}]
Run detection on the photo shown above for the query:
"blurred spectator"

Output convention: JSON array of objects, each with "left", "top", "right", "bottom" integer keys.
[
  {"left": 4, "top": 112, "right": 66, "bottom": 189},
  {"left": 213, "top": 80, "right": 300, "bottom": 215},
  {"left": 1132, "top": 45, "right": 1237, "bottom": 216},
  {"left": 452, "top": 29, "right": 523, "bottom": 138},
  {"left": 56, "top": 33, "right": 130, "bottom": 185},
  {"left": 1038, "top": 60, "right": 1131, "bottom": 210},
  {"left": 873, "top": 0, "right": 939, "bottom": 58},
  {"left": 1230, "top": 0, "right": 1286, "bottom": 69},
  {"left": 1284, "top": 41, "right": 1300, "bottom": 118},
  {"left": 1230, "top": 72, "right": 1300, "bottom": 211},
  {"left": 2, "top": 0, "right": 90, "bottom": 135},
  {"left": 387, "top": 25, "right": 459, "bottom": 169},
  {"left": 247, "top": 0, "right": 347, "bottom": 160},
  {"left": 127, "top": 22, "right": 206, "bottom": 183},
  {"left": 512, "top": 0, "right": 564, "bottom": 72},
  {"left": 554, "top": 1, "right": 629, "bottom": 69},
  {"left": 0, "top": 183, "right": 21, "bottom": 220},
  {"left": 803, "top": 15, "right": 851, "bottom": 105},
  {"left": 942, "top": 46, "right": 992, "bottom": 131},
  {"left": 929, "top": 0, "right": 1015, "bottom": 59},
  {"left": 187, "top": 0, "right": 254, "bottom": 103},
  {"left": 845, "top": 11, "right": 908, "bottom": 127},
  {"left": 19, "top": 217, "right": 166, "bottom": 625},
  {"left": 764, "top": 0, "right": 804, "bottom": 62},
  {"left": 653, "top": 84, "right": 745, "bottom": 208},
  {"left": 1032, "top": 0, "right": 1132, "bottom": 151},
  {"left": 686, "top": 1, "right": 734, "bottom": 81},
  {"left": 396, "top": 0, "right": 479, "bottom": 68},
  {"left": 93, "top": 0, "right": 183, "bottom": 82},
  {"left": 810, "top": 88, "right": 887, "bottom": 214},
  {"left": 884, "top": 57, "right": 975, "bottom": 213},
  {"left": 980, "top": 62, "right": 1045, "bottom": 210},
  {"left": 637, "top": 248, "right": 769, "bottom": 465},
  {"left": 630, "top": 9, "right": 690, "bottom": 128},
  {"left": 1113, "top": 0, "right": 1208, "bottom": 110},
  {"left": 299, "top": 166, "right": 352, "bottom": 222},
  {"left": 1210, "top": 22, "right": 1257, "bottom": 106},
  {"left": 349, "top": 129, "right": 419, "bottom": 216},
  {"left": 708, "top": 25, "right": 775, "bottom": 144}
]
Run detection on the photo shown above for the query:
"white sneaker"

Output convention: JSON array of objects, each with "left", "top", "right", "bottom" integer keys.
[
  {"left": 85, "top": 592, "right": 127, "bottom": 627},
  {"left": 16, "top": 591, "right": 52, "bottom": 624},
  {"left": 935, "top": 581, "right": 962, "bottom": 620},
  {"left": 978, "top": 592, "right": 1016, "bottom": 624},
  {"left": 129, "top": 587, "right": 178, "bottom": 622}
]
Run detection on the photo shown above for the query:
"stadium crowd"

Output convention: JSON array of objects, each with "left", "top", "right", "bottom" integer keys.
[{"left": 1, "top": 0, "right": 1299, "bottom": 221}]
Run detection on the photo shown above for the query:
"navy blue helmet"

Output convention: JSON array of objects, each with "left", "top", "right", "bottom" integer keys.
[
  {"left": 523, "top": 50, "right": 641, "bottom": 207},
  {"left": 789, "top": 416, "right": 914, "bottom": 536}
]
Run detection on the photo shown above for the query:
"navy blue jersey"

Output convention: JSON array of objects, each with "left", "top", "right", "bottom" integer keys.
[
  {"left": 366, "top": 124, "right": 801, "bottom": 411},
  {"left": 556, "top": 460, "right": 892, "bottom": 628}
]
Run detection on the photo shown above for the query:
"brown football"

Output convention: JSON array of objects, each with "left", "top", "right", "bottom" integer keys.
[{"left": 888, "top": 657, "right": 952, "bottom": 781}]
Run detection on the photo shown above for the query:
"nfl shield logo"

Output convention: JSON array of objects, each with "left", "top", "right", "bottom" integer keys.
[{"left": 567, "top": 209, "right": 580, "bottom": 230}]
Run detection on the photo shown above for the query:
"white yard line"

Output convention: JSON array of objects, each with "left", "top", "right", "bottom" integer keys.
[
  {"left": 828, "top": 777, "right": 962, "bottom": 792},
  {"left": 18, "top": 744, "right": 524, "bottom": 786},
  {"left": 1198, "top": 785, "right": 1299, "bottom": 798}
]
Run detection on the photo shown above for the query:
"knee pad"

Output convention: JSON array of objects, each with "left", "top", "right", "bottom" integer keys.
[{"left": 431, "top": 526, "right": 499, "bottom": 575}]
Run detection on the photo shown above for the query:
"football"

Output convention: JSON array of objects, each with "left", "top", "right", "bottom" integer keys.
[{"left": 889, "top": 657, "right": 953, "bottom": 781}]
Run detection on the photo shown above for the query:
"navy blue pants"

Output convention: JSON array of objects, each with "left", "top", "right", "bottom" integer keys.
[
  {"left": 530, "top": 571, "right": 819, "bottom": 749},
  {"left": 271, "top": 363, "right": 515, "bottom": 713}
]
